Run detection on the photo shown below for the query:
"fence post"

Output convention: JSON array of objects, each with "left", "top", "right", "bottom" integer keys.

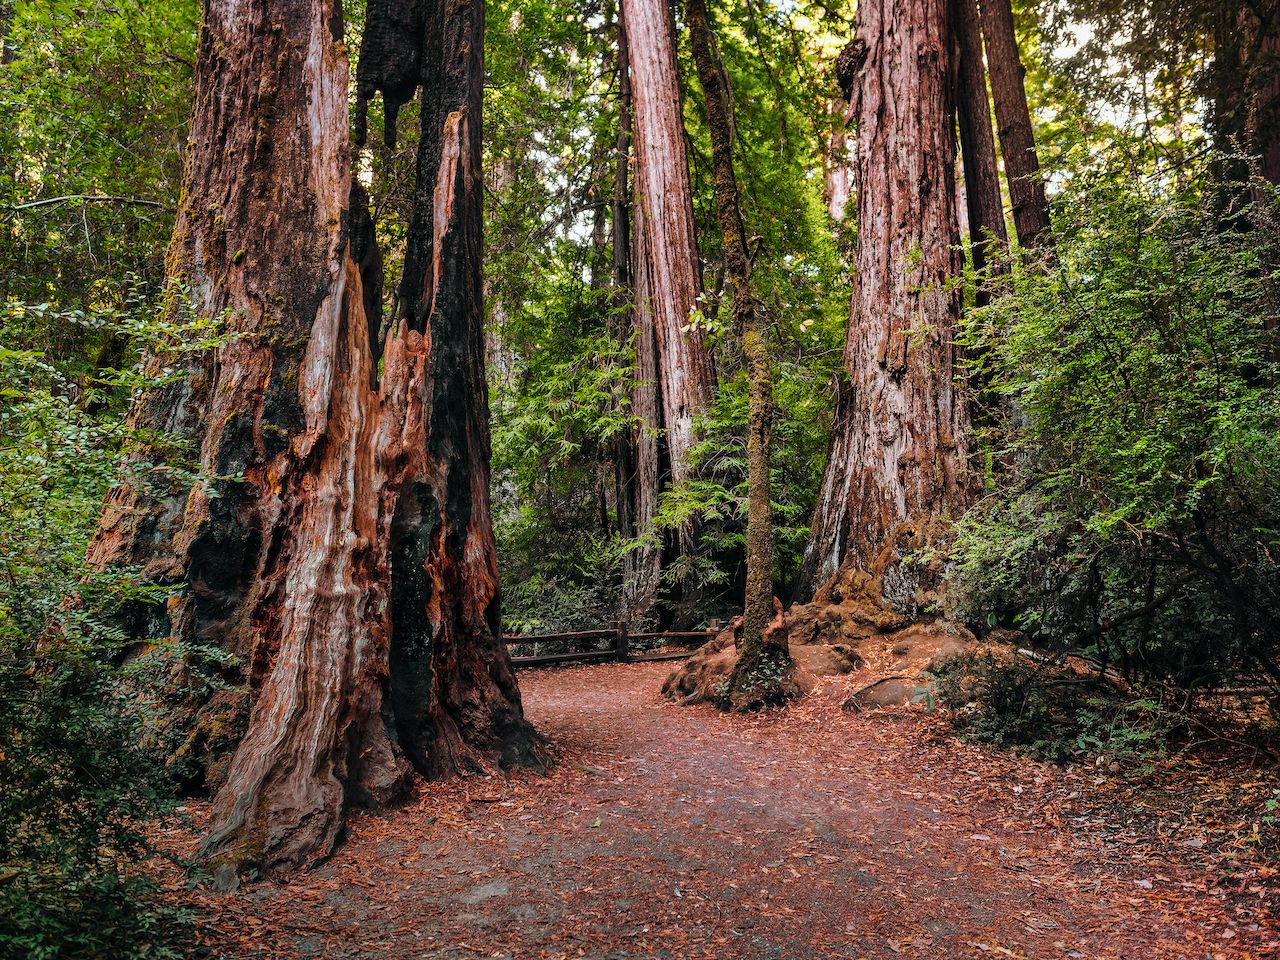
[{"left": 615, "top": 621, "right": 630, "bottom": 663}]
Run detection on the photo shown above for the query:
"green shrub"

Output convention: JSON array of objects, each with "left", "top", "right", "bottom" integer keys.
[
  {"left": 0, "top": 293, "right": 220, "bottom": 959},
  {"left": 951, "top": 160, "right": 1280, "bottom": 694},
  {"left": 936, "top": 653, "right": 1178, "bottom": 765}
]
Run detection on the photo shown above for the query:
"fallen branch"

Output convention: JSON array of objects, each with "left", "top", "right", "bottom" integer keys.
[{"left": 6, "top": 194, "right": 165, "bottom": 215}]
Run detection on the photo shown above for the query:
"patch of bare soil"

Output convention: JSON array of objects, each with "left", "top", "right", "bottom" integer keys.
[{"left": 157, "top": 663, "right": 1279, "bottom": 959}]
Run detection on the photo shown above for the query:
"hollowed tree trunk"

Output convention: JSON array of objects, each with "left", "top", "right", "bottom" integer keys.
[
  {"left": 89, "top": 0, "right": 538, "bottom": 884},
  {"left": 800, "top": 0, "right": 975, "bottom": 607}
]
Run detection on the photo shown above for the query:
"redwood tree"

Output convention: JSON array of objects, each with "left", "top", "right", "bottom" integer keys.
[
  {"left": 89, "top": 0, "right": 538, "bottom": 884},
  {"left": 621, "top": 0, "right": 713, "bottom": 489},
  {"left": 610, "top": 13, "right": 663, "bottom": 625},
  {"left": 979, "top": 0, "right": 1052, "bottom": 249},
  {"left": 618, "top": 0, "right": 714, "bottom": 619},
  {"left": 801, "top": 0, "right": 975, "bottom": 604},
  {"left": 1212, "top": 0, "right": 1280, "bottom": 191},
  {"left": 953, "top": 0, "right": 1009, "bottom": 293}
]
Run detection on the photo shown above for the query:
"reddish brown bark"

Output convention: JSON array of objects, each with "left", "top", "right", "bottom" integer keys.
[
  {"left": 621, "top": 0, "right": 713, "bottom": 489},
  {"left": 952, "top": 0, "right": 1009, "bottom": 293},
  {"left": 801, "top": 0, "right": 975, "bottom": 606},
  {"left": 979, "top": 0, "right": 1051, "bottom": 250},
  {"left": 610, "top": 16, "right": 662, "bottom": 626},
  {"left": 1255, "top": 13, "right": 1280, "bottom": 188},
  {"left": 89, "top": 0, "right": 538, "bottom": 884}
]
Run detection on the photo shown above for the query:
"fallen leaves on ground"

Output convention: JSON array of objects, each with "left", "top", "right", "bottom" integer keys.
[{"left": 150, "top": 663, "right": 1280, "bottom": 959}]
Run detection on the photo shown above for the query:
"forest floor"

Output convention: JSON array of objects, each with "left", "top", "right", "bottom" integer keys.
[{"left": 159, "top": 662, "right": 1280, "bottom": 960}]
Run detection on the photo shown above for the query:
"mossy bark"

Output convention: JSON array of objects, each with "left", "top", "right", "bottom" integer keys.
[
  {"left": 800, "top": 0, "right": 976, "bottom": 609},
  {"left": 686, "top": 0, "right": 790, "bottom": 703}
]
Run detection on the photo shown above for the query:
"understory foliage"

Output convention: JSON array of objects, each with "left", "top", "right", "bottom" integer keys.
[
  {"left": 483, "top": 0, "right": 850, "bottom": 628},
  {"left": 935, "top": 653, "right": 1182, "bottom": 764},
  {"left": 950, "top": 157, "right": 1280, "bottom": 699},
  {"left": 1, "top": 2, "right": 200, "bottom": 953},
  {"left": 0, "top": 293, "right": 221, "bottom": 958}
]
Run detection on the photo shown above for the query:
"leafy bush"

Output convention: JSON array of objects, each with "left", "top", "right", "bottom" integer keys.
[
  {"left": 951, "top": 160, "right": 1280, "bottom": 694},
  {"left": 0, "top": 293, "right": 220, "bottom": 959},
  {"left": 936, "top": 653, "right": 1178, "bottom": 765}
]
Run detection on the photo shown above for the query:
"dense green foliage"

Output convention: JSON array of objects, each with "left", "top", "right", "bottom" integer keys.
[
  {"left": 1, "top": 2, "right": 199, "bottom": 955},
  {"left": 952, "top": 158, "right": 1280, "bottom": 690},
  {"left": 0, "top": 296, "right": 213, "bottom": 958}
]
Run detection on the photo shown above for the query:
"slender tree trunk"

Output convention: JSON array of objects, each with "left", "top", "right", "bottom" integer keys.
[
  {"left": 89, "top": 0, "right": 538, "bottom": 885},
  {"left": 621, "top": 0, "right": 713, "bottom": 489},
  {"left": 799, "top": 0, "right": 975, "bottom": 607},
  {"left": 952, "top": 0, "right": 1009, "bottom": 295},
  {"left": 686, "top": 0, "right": 787, "bottom": 696},
  {"left": 485, "top": 156, "right": 519, "bottom": 408},
  {"left": 979, "top": 0, "right": 1051, "bottom": 249}
]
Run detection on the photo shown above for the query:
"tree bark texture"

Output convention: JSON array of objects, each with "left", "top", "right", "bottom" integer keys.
[
  {"left": 1212, "top": 0, "right": 1280, "bottom": 188},
  {"left": 800, "top": 0, "right": 975, "bottom": 606},
  {"left": 952, "top": 0, "right": 1009, "bottom": 295},
  {"left": 610, "top": 15, "right": 662, "bottom": 626},
  {"left": 978, "top": 0, "right": 1051, "bottom": 249},
  {"left": 89, "top": 0, "right": 538, "bottom": 883},
  {"left": 1253, "top": 5, "right": 1280, "bottom": 188},
  {"left": 621, "top": 0, "right": 713, "bottom": 488},
  {"left": 686, "top": 0, "right": 785, "bottom": 688}
]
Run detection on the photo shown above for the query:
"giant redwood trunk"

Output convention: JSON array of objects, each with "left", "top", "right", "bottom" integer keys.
[
  {"left": 800, "top": 0, "right": 975, "bottom": 607},
  {"left": 89, "top": 0, "right": 537, "bottom": 884},
  {"left": 621, "top": 0, "right": 713, "bottom": 489},
  {"left": 979, "top": 0, "right": 1051, "bottom": 250},
  {"left": 611, "top": 16, "right": 663, "bottom": 625}
]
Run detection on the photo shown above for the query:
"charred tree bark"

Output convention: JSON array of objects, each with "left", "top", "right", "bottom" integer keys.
[
  {"left": 621, "top": 0, "right": 714, "bottom": 490},
  {"left": 979, "top": 0, "right": 1051, "bottom": 250},
  {"left": 686, "top": 0, "right": 788, "bottom": 698},
  {"left": 800, "top": 0, "right": 975, "bottom": 608},
  {"left": 89, "top": 0, "right": 538, "bottom": 884},
  {"left": 374, "top": 0, "right": 538, "bottom": 784},
  {"left": 952, "top": 0, "right": 1009, "bottom": 296}
]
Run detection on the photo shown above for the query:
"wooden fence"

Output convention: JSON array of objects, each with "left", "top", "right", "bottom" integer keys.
[{"left": 504, "top": 622, "right": 720, "bottom": 669}]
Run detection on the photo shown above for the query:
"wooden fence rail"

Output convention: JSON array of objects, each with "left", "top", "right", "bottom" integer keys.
[{"left": 503, "top": 621, "right": 721, "bottom": 669}]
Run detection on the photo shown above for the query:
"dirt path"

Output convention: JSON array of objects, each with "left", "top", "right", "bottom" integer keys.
[{"left": 175, "top": 663, "right": 1278, "bottom": 959}]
